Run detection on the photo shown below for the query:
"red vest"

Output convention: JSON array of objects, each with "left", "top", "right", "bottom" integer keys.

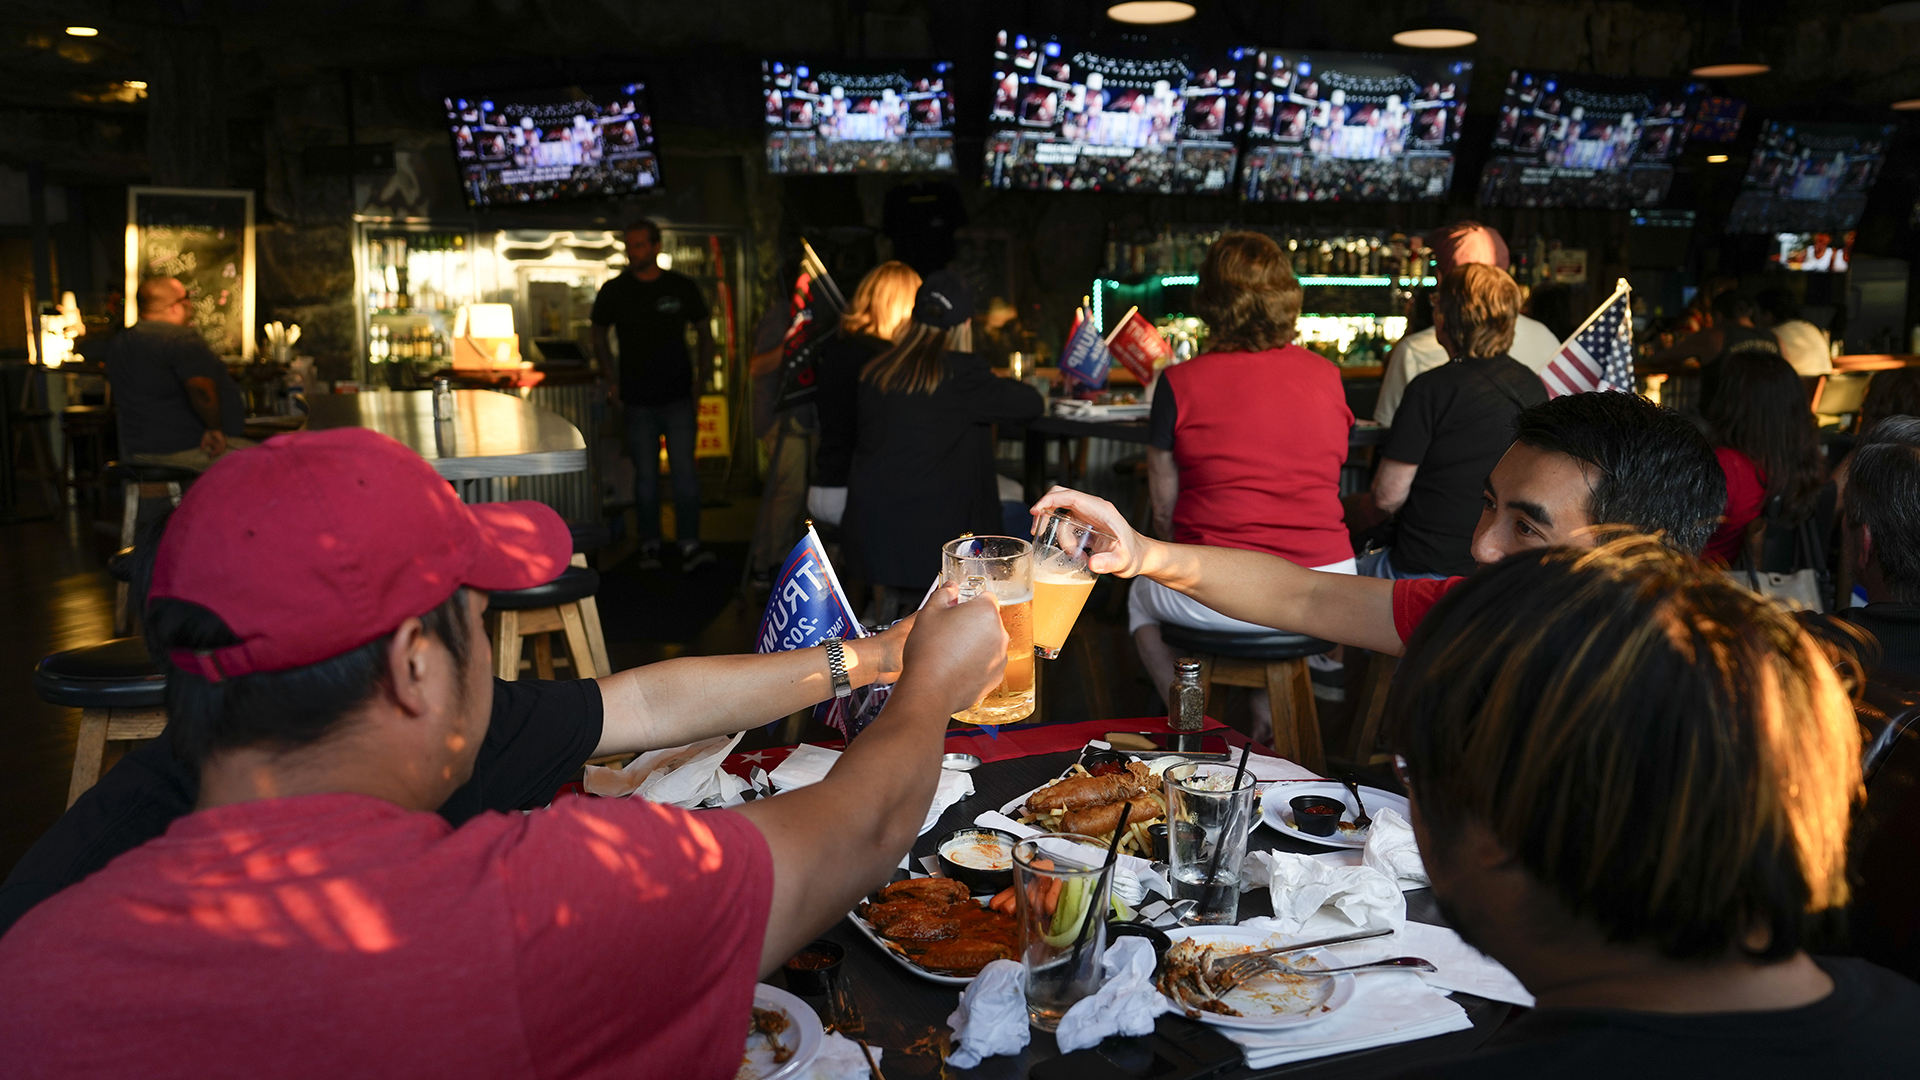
[{"left": 1162, "top": 345, "right": 1354, "bottom": 568}]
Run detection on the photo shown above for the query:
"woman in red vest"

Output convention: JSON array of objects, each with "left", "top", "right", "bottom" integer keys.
[{"left": 1134, "top": 232, "right": 1355, "bottom": 728}]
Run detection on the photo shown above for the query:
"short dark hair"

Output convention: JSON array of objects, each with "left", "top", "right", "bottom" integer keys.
[
  {"left": 1433, "top": 264, "right": 1521, "bottom": 359},
  {"left": 1511, "top": 392, "right": 1726, "bottom": 554},
  {"left": 1846, "top": 416, "right": 1920, "bottom": 603},
  {"left": 132, "top": 512, "right": 475, "bottom": 767},
  {"left": 1712, "top": 290, "right": 1757, "bottom": 322},
  {"left": 1754, "top": 286, "right": 1801, "bottom": 325},
  {"left": 1391, "top": 535, "right": 1861, "bottom": 963},
  {"left": 625, "top": 219, "right": 662, "bottom": 245},
  {"left": 1859, "top": 369, "right": 1920, "bottom": 436}
]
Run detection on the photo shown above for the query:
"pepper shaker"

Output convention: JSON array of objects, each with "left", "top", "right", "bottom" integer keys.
[{"left": 1169, "top": 658, "right": 1204, "bottom": 732}]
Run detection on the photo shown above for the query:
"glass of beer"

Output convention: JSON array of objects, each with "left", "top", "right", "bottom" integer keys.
[
  {"left": 1030, "top": 510, "right": 1117, "bottom": 660},
  {"left": 942, "top": 535, "right": 1035, "bottom": 726}
]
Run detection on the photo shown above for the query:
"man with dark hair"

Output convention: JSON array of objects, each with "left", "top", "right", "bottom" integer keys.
[
  {"left": 592, "top": 220, "right": 716, "bottom": 572},
  {"left": 1832, "top": 416, "right": 1920, "bottom": 680},
  {"left": 1033, "top": 390, "right": 1724, "bottom": 655},
  {"left": 1384, "top": 536, "right": 1920, "bottom": 1076},
  {"left": 0, "top": 428, "right": 1008, "bottom": 1077},
  {"left": 98, "top": 276, "right": 251, "bottom": 472},
  {"left": 1644, "top": 289, "right": 1782, "bottom": 410}
]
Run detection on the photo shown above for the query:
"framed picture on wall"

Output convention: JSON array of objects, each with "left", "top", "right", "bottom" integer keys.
[{"left": 125, "top": 186, "right": 256, "bottom": 360}]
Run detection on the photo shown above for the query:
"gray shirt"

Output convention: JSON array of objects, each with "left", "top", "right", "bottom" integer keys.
[{"left": 98, "top": 321, "right": 245, "bottom": 455}]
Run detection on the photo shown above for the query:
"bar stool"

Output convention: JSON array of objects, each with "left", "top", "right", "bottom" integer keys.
[
  {"left": 1160, "top": 624, "right": 1333, "bottom": 773},
  {"left": 106, "top": 461, "right": 197, "bottom": 547},
  {"left": 488, "top": 565, "right": 607, "bottom": 681},
  {"left": 61, "top": 405, "right": 116, "bottom": 499},
  {"left": 108, "top": 545, "right": 138, "bottom": 636},
  {"left": 35, "top": 638, "right": 168, "bottom": 808},
  {"left": 1346, "top": 651, "right": 1398, "bottom": 768}
]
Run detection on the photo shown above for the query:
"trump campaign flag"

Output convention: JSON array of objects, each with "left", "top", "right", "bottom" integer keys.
[
  {"left": 1541, "top": 279, "right": 1635, "bottom": 398},
  {"left": 1104, "top": 306, "right": 1172, "bottom": 384},
  {"left": 1060, "top": 307, "right": 1112, "bottom": 388},
  {"left": 756, "top": 525, "right": 890, "bottom": 739}
]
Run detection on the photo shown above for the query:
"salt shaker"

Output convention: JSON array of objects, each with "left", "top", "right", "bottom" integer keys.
[
  {"left": 432, "top": 377, "right": 455, "bottom": 420},
  {"left": 1169, "top": 658, "right": 1204, "bottom": 732}
]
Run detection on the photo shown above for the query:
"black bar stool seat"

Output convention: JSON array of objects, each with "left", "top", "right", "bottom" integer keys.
[
  {"left": 489, "top": 565, "right": 599, "bottom": 610},
  {"left": 487, "top": 566, "right": 607, "bottom": 680},
  {"left": 35, "top": 638, "right": 169, "bottom": 807},
  {"left": 1158, "top": 625, "right": 1334, "bottom": 772},
  {"left": 105, "top": 461, "right": 202, "bottom": 486}
]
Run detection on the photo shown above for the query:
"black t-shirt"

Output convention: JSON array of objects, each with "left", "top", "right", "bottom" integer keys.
[
  {"left": 1382, "top": 355, "right": 1548, "bottom": 576},
  {"left": 0, "top": 678, "right": 603, "bottom": 937},
  {"left": 1390, "top": 957, "right": 1920, "bottom": 1079},
  {"left": 1831, "top": 603, "right": 1920, "bottom": 682},
  {"left": 813, "top": 332, "right": 890, "bottom": 488},
  {"left": 1699, "top": 324, "right": 1784, "bottom": 412},
  {"left": 591, "top": 270, "right": 710, "bottom": 406},
  {"left": 98, "top": 321, "right": 247, "bottom": 454}
]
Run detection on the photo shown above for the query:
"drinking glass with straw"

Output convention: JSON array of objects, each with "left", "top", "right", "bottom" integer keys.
[
  {"left": 1011, "top": 831, "right": 1119, "bottom": 1031},
  {"left": 1165, "top": 744, "right": 1257, "bottom": 925}
]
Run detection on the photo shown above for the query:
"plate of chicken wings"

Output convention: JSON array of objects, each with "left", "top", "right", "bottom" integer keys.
[{"left": 848, "top": 876, "right": 1021, "bottom": 986}]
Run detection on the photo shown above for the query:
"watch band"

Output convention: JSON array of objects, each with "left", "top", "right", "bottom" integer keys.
[{"left": 823, "top": 638, "right": 854, "bottom": 699}]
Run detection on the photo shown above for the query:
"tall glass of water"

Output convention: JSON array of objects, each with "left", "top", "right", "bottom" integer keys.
[
  {"left": 1030, "top": 510, "right": 1117, "bottom": 660},
  {"left": 942, "top": 535, "right": 1035, "bottom": 725},
  {"left": 1012, "top": 834, "right": 1114, "bottom": 1031},
  {"left": 1165, "top": 762, "right": 1257, "bottom": 925}
]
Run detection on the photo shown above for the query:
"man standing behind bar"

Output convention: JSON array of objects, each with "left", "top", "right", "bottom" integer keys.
[
  {"left": 99, "top": 277, "right": 250, "bottom": 472},
  {"left": 592, "top": 221, "right": 717, "bottom": 572}
]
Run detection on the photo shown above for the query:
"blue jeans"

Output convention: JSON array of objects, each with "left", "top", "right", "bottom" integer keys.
[{"left": 624, "top": 397, "right": 701, "bottom": 544}]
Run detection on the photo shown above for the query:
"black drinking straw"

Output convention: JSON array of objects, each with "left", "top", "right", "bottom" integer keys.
[
  {"left": 1067, "top": 801, "right": 1132, "bottom": 971},
  {"left": 1205, "top": 742, "right": 1254, "bottom": 887}
]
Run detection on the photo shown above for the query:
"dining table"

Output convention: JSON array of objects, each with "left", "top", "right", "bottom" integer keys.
[
  {"left": 1012, "top": 415, "right": 1391, "bottom": 503},
  {"left": 304, "top": 388, "right": 587, "bottom": 504},
  {"left": 765, "top": 723, "right": 1512, "bottom": 1078}
]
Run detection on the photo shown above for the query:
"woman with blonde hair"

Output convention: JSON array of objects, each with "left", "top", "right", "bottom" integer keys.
[
  {"left": 808, "top": 261, "right": 921, "bottom": 529},
  {"left": 843, "top": 271, "right": 1042, "bottom": 621}
]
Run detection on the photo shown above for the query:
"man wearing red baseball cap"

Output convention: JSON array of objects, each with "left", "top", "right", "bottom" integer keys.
[{"left": 0, "top": 428, "right": 1009, "bottom": 1079}]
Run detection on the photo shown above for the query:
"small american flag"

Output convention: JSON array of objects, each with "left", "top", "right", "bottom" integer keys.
[{"left": 1541, "top": 279, "right": 1635, "bottom": 398}]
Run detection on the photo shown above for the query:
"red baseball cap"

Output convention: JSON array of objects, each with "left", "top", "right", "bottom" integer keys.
[{"left": 151, "top": 427, "right": 572, "bottom": 682}]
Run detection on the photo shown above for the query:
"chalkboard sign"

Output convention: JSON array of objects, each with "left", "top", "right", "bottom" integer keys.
[{"left": 125, "top": 187, "right": 256, "bottom": 359}]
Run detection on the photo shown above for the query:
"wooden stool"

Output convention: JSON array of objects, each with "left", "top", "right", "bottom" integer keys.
[
  {"left": 1346, "top": 651, "right": 1398, "bottom": 768},
  {"left": 61, "top": 405, "right": 116, "bottom": 498},
  {"left": 106, "top": 462, "right": 195, "bottom": 629},
  {"left": 488, "top": 564, "right": 609, "bottom": 681},
  {"left": 108, "top": 545, "right": 137, "bottom": 636},
  {"left": 34, "top": 638, "right": 169, "bottom": 808},
  {"left": 1161, "top": 625, "right": 1333, "bottom": 773}
]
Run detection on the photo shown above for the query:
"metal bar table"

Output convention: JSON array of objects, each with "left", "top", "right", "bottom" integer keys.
[{"left": 306, "top": 389, "right": 587, "bottom": 505}]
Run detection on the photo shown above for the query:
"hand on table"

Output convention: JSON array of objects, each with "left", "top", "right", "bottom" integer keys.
[
  {"left": 1029, "top": 486, "right": 1153, "bottom": 578},
  {"left": 899, "top": 585, "right": 1008, "bottom": 717}
]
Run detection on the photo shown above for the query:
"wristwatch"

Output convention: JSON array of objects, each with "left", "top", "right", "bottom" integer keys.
[{"left": 823, "top": 638, "right": 854, "bottom": 699}]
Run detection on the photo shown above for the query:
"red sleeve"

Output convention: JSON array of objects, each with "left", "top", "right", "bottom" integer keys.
[
  {"left": 502, "top": 797, "right": 773, "bottom": 1078},
  {"left": 1703, "top": 447, "right": 1767, "bottom": 565},
  {"left": 1393, "top": 576, "right": 1470, "bottom": 643}
]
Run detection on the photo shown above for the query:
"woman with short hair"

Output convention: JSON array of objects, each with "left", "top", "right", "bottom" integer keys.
[{"left": 1132, "top": 231, "right": 1355, "bottom": 710}]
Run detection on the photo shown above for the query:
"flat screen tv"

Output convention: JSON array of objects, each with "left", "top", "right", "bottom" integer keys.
[
  {"left": 1768, "top": 230, "right": 1855, "bottom": 273},
  {"left": 445, "top": 84, "right": 661, "bottom": 208},
  {"left": 1727, "top": 121, "right": 1897, "bottom": 234},
  {"left": 1687, "top": 96, "right": 1746, "bottom": 143},
  {"left": 762, "top": 59, "right": 956, "bottom": 174},
  {"left": 984, "top": 30, "right": 1240, "bottom": 195},
  {"left": 1477, "top": 70, "right": 1699, "bottom": 209},
  {"left": 1235, "top": 50, "right": 1471, "bottom": 203}
]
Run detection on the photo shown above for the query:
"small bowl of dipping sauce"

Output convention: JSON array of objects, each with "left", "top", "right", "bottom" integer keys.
[
  {"left": 936, "top": 827, "right": 1019, "bottom": 894},
  {"left": 1290, "top": 795, "right": 1346, "bottom": 837},
  {"left": 782, "top": 938, "right": 845, "bottom": 996}
]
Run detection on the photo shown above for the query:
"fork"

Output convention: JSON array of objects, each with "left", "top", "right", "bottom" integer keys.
[
  {"left": 1214, "top": 954, "right": 1435, "bottom": 988},
  {"left": 1343, "top": 777, "right": 1373, "bottom": 831}
]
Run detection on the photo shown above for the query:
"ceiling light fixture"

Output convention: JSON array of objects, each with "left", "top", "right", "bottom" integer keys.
[
  {"left": 1692, "top": 0, "right": 1770, "bottom": 78},
  {"left": 1392, "top": 2, "right": 1478, "bottom": 48},
  {"left": 1707, "top": 154, "right": 1730, "bottom": 163},
  {"left": 65, "top": 26, "right": 98, "bottom": 37},
  {"left": 1107, "top": 2, "right": 1197, "bottom": 24},
  {"left": 125, "top": 80, "right": 147, "bottom": 90}
]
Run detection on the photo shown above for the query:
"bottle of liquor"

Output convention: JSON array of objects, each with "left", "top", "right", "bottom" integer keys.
[{"left": 1169, "top": 658, "right": 1205, "bottom": 733}]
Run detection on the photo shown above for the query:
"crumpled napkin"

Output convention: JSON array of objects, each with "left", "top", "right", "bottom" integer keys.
[
  {"left": 806, "top": 1031, "right": 885, "bottom": 1080},
  {"left": 1360, "top": 807, "right": 1428, "bottom": 888},
  {"left": 1054, "top": 936, "right": 1174, "bottom": 1053},
  {"left": 945, "top": 959, "right": 1029, "bottom": 1069},
  {"left": 770, "top": 744, "right": 974, "bottom": 835},
  {"left": 1239, "top": 851, "right": 1405, "bottom": 934},
  {"left": 581, "top": 733, "right": 749, "bottom": 807}
]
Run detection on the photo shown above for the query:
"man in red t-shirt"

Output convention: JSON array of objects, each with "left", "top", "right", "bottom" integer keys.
[
  {"left": 0, "top": 428, "right": 1009, "bottom": 1080},
  {"left": 1037, "top": 391, "right": 1726, "bottom": 653}
]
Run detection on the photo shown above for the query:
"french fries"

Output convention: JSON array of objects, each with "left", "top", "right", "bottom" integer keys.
[{"left": 1016, "top": 764, "right": 1167, "bottom": 859}]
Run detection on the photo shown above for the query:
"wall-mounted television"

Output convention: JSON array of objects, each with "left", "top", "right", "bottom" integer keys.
[
  {"left": 1477, "top": 70, "right": 1699, "bottom": 209},
  {"left": 1687, "top": 96, "right": 1746, "bottom": 143},
  {"left": 445, "top": 84, "right": 661, "bottom": 208},
  {"left": 1727, "top": 121, "right": 1897, "bottom": 234},
  {"left": 1769, "top": 230, "right": 1854, "bottom": 273},
  {"left": 984, "top": 30, "right": 1240, "bottom": 195},
  {"left": 762, "top": 59, "right": 956, "bottom": 175},
  {"left": 1235, "top": 49, "right": 1471, "bottom": 203}
]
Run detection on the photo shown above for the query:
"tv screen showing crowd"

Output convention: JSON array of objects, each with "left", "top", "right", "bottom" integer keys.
[{"left": 444, "top": 83, "right": 660, "bottom": 207}]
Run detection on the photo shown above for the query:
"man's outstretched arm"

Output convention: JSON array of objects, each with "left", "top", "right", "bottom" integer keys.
[{"left": 1031, "top": 488, "right": 1405, "bottom": 655}]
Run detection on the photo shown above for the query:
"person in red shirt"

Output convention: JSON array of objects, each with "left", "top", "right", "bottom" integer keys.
[
  {"left": 1036, "top": 390, "right": 1726, "bottom": 655},
  {"left": 0, "top": 428, "right": 1009, "bottom": 1080},
  {"left": 1699, "top": 354, "right": 1824, "bottom": 565},
  {"left": 1133, "top": 231, "right": 1355, "bottom": 702}
]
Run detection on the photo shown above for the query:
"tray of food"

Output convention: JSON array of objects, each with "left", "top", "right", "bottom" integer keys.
[{"left": 848, "top": 877, "right": 1020, "bottom": 986}]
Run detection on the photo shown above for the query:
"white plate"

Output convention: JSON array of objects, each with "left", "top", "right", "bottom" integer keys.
[
  {"left": 1160, "top": 927, "right": 1355, "bottom": 1030},
  {"left": 847, "top": 898, "right": 1013, "bottom": 987},
  {"left": 738, "top": 984, "right": 822, "bottom": 1080},
  {"left": 1259, "top": 782, "right": 1409, "bottom": 850}
]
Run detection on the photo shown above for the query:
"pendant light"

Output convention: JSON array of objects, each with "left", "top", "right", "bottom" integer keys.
[
  {"left": 1692, "top": 0, "right": 1770, "bottom": 78},
  {"left": 1392, "top": 3, "right": 1478, "bottom": 49},
  {"left": 1107, "top": 2, "right": 1197, "bottom": 24}
]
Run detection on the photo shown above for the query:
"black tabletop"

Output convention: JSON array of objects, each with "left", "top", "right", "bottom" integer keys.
[{"left": 793, "top": 751, "right": 1509, "bottom": 1078}]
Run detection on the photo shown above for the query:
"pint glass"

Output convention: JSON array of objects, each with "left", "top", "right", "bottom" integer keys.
[{"left": 942, "top": 535, "right": 1035, "bottom": 725}]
